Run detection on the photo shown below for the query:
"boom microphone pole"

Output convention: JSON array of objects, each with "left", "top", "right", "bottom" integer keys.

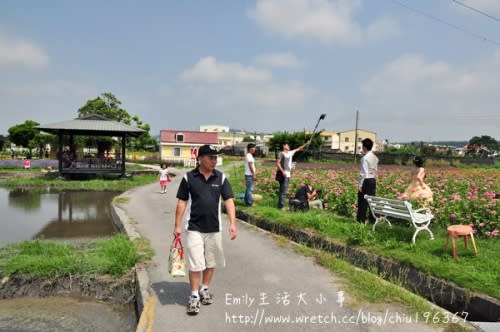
[
  {"left": 311, "top": 113, "right": 326, "bottom": 137},
  {"left": 306, "top": 114, "right": 326, "bottom": 155}
]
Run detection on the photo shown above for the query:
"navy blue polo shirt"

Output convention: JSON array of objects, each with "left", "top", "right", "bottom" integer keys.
[{"left": 176, "top": 167, "right": 234, "bottom": 233}]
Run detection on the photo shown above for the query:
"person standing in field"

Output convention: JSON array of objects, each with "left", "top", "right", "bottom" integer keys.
[
  {"left": 357, "top": 138, "right": 378, "bottom": 223},
  {"left": 174, "top": 144, "right": 237, "bottom": 315},
  {"left": 276, "top": 139, "right": 311, "bottom": 210},
  {"left": 244, "top": 143, "right": 257, "bottom": 206}
]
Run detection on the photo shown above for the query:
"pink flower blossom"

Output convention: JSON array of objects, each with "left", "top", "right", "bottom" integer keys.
[{"left": 450, "top": 213, "right": 457, "bottom": 220}]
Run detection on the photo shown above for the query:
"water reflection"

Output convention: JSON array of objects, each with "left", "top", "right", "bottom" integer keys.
[
  {"left": 8, "top": 188, "right": 42, "bottom": 212},
  {"left": 0, "top": 188, "right": 120, "bottom": 246}
]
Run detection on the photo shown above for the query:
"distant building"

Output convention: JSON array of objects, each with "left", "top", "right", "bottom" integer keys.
[
  {"left": 334, "top": 129, "right": 378, "bottom": 153},
  {"left": 159, "top": 130, "right": 219, "bottom": 166},
  {"left": 199, "top": 124, "right": 271, "bottom": 147},
  {"left": 320, "top": 131, "right": 339, "bottom": 150},
  {"left": 199, "top": 125, "right": 230, "bottom": 133},
  {"left": 321, "top": 129, "right": 378, "bottom": 153}
]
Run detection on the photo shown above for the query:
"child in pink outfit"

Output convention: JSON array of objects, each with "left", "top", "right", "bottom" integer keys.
[
  {"left": 23, "top": 158, "right": 31, "bottom": 169},
  {"left": 158, "top": 163, "right": 170, "bottom": 194}
]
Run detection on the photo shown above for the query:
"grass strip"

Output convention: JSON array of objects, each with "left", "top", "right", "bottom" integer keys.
[{"left": 0, "top": 234, "right": 153, "bottom": 278}]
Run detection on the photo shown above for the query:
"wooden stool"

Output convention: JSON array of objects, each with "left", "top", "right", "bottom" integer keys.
[{"left": 445, "top": 225, "right": 478, "bottom": 259}]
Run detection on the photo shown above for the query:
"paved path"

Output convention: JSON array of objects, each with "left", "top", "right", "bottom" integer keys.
[{"left": 116, "top": 166, "right": 444, "bottom": 332}]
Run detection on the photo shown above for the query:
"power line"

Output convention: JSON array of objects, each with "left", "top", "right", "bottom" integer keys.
[
  {"left": 451, "top": 0, "right": 500, "bottom": 23},
  {"left": 389, "top": 0, "right": 500, "bottom": 46}
]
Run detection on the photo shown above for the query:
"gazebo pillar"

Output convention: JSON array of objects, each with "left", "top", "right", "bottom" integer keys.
[
  {"left": 58, "top": 134, "right": 63, "bottom": 174},
  {"left": 120, "top": 135, "right": 126, "bottom": 178}
]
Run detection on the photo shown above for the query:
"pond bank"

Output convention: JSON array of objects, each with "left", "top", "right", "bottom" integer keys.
[{"left": 0, "top": 272, "right": 135, "bottom": 304}]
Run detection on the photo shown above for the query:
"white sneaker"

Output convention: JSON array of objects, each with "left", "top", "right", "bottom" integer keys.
[
  {"left": 199, "top": 288, "right": 213, "bottom": 305},
  {"left": 187, "top": 295, "right": 200, "bottom": 315}
]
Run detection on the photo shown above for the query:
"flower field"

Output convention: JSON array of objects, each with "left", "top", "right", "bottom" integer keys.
[{"left": 253, "top": 165, "right": 499, "bottom": 238}]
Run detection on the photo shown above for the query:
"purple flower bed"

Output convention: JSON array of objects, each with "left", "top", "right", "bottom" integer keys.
[{"left": 0, "top": 159, "right": 59, "bottom": 168}]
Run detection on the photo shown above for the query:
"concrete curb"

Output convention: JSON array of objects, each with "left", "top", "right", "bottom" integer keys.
[
  {"left": 110, "top": 198, "right": 151, "bottom": 324},
  {"left": 235, "top": 210, "right": 500, "bottom": 323}
]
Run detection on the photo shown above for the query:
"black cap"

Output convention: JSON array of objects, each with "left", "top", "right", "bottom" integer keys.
[{"left": 198, "top": 144, "right": 221, "bottom": 157}]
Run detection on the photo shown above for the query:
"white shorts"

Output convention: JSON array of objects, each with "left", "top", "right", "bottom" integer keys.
[{"left": 185, "top": 231, "right": 225, "bottom": 272}]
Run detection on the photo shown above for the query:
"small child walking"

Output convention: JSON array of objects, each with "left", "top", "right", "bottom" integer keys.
[{"left": 158, "top": 162, "right": 169, "bottom": 194}]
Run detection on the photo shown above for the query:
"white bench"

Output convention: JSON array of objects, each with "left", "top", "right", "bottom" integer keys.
[{"left": 364, "top": 195, "right": 434, "bottom": 244}]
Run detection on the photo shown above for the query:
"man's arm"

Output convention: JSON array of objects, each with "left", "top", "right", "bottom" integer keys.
[
  {"left": 359, "top": 157, "right": 368, "bottom": 191},
  {"left": 295, "top": 138, "right": 312, "bottom": 152},
  {"left": 174, "top": 199, "right": 187, "bottom": 236},
  {"left": 248, "top": 158, "right": 256, "bottom": 179},
  {"left": 276, "top": 154, "right": 284, "bottom": 173},
  {"left": 224, "top": 198, "right": 237, "bottom": 240}
]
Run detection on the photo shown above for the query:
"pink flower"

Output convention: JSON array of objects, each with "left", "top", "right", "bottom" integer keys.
[
  {"left": 479, "top": 223, "right": 485, "bottom": 228},
  {"left": 483, "top": 191, "right": 496, "bottom": 199},
  {"left": 450, "top": 213, "right": 457, "bottom": 220}
]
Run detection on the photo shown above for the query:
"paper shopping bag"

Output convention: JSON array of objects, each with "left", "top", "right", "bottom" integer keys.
[{"left": 168, "top": 235, "right": 186, "bottom": 277}]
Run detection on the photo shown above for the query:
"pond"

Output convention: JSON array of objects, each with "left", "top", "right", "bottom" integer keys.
[
  {"left": 0, "top": 187, "right": 120, "bottom": 246},
  {"left": 0, "top": 187, "right": 137, "bottom": 331}
]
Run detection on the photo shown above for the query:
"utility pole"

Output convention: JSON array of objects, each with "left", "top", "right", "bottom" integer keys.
[{"left": 354, "top": 110, "right": 359, "bottom": 164}]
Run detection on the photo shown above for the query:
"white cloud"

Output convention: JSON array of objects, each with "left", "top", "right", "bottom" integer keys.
[
  {"left": 248, "top": 0, "right": 399, "bottom": 44},
  {"left": 0, "top": 32, "right": 49, "bottom": 69},
  {"left": 255, "top": 52, "right": 305, "bottom": 68},
  {"left": 359, "top": 53, "right": 500, "bottom": 140},
  {"left": 365, "top": 17, "right": 400, "bottom": 42},
  {"left": 180, "top": 56, "right": 272, "bottom": 83},
  {"left": 173, "top": 57, "right": 316, "bottom": 132}
]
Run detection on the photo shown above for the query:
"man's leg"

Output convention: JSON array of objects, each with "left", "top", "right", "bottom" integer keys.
[
  {"left": 189, "top": 270, "right": 202, "bottom": 292},
  {"left": 244, "top": 175, "right": 253, "bottom": 206},
  {"left": 202, "top": 268, "right": 214, "bottom": 286},
  {"left": 357, "top": 190, "right": 366, "bottom": 222},
  {"left": 185, "top": 231, "right": 205, "bottom": 314},
  {"left": 365, "top": 180, "right": 376, "bottom": 223},
  {"left": 278, "top": 177, "right": 289, "bottom": 209}
]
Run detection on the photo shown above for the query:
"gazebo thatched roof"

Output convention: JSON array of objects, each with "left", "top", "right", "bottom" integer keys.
[{"left": 37, "top": 114, "right": 145, "bottom": 137}]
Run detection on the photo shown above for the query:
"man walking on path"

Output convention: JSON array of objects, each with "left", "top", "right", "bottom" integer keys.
[
  {"left": 174, "top": 144, "right": 237, "bottom": 315},
  {"left": 357, "top": 138, "right": 379, "bottom": 223},
  {"left": 244, "top": 143, "right": 257, "bottom": 206},
  {"left": 276, "top": 139, "right": 311, "bottom": 209}
]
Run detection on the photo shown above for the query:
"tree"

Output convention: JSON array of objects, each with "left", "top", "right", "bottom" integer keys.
[
  {"left": 267, "top": 131, "right": 321, "bottom": 161},
  {"left": 242, "top": 136, "right": 255, "bottom": 142},
  {"left": 77, "top": 92, "right": 157, "bottom": 151},
  {"left": 420, "top": 144, "right": 437, "bottom": 156},
  {"left": 8, "top": 120, "right": 40, "bottom": 157},
  {"left": 78, "top": 92, "right": 131, "bottom": 123},
  {"left": 0, "top": 134, "right": 6, "bottom": 151},
  {"left": 466, "top": 135, "right": 498, "bottom": 157}
]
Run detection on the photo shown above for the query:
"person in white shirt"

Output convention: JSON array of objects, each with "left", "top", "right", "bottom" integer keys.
[
  {"left": 276, "top": 139, "right": 311, "bottom": 209},
  {"left": 244, "top": 143, "right": 257, "bottom": 206},
  {"left": 357, "top": 138, "right": 379, "bottom": 223}
]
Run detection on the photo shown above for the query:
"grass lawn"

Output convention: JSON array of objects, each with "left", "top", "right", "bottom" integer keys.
[
  {"left": 0, "top": 171, "right": 157, "bottom": 191},
  {"left": 0, "top": 234, "right": 153, "bottom": 278}
]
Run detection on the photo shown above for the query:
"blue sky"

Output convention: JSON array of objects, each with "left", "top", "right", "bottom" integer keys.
[{"left": 1, "top": 0, "right": 499, "bottom": 142}]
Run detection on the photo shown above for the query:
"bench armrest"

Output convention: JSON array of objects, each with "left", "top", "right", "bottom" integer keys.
[{"left": 414, "top": 207, "right": 432, "bottom": 215}]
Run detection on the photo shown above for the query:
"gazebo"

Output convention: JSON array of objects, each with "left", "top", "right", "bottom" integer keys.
[{"left": 37, "top": 115, "right": 145, "bottom": 178}]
